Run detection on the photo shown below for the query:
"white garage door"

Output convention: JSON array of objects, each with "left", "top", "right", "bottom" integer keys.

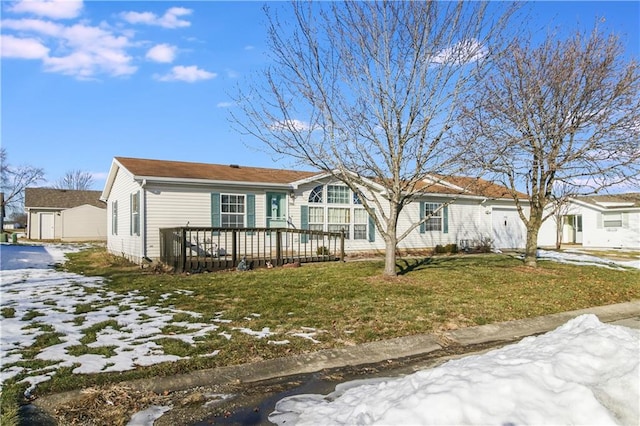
[{"left": 492, "top": 208, "right": 526, "bottom": 249}]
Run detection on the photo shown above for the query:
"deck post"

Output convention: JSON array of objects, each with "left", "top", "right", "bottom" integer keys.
[
  {"left": 276, "top": 230, "right": 282, "bottom": 265},
  {"left": 181, "top": 228, "right": 187, "bottom": 272},
  {"left": 231, "top": 229, "right": 237, "bottom": 267},
  {"left": 340, "top": 231, "right": 345, "bottom": 262}
]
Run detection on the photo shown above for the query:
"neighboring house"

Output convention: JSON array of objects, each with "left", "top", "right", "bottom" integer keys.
[
  {"left": 24, "top": 188, "right": 107, "bottom": 241},
  {"left": 538, "top": 193, "right": 640, "bottom": 249},
  {"left": 101, "top": 157, "right": 529, "bottom": 265}
]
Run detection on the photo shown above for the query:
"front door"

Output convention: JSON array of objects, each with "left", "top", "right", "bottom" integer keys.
[
  {"left": 562, "top": 215, "right": 583, "bottom": 244},
  {"left": 266, "top": 192, "right": 287, "bottom": 228},
  {"left": 40, "top": 213, "right": 55, "bottom": 239}
]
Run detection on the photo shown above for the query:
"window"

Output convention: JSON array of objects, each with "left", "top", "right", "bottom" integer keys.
[
  {"left": 221, "top": 194, "right": 245, "bottom": 228},
  {"left": 328, "top": 207, "right": 350, "bottom": 236},
  {"left": 603, "top": 213, "right": 622, "bottom": 228},
  {"left": 308, "top": 206, "right": 324, "bottom": 232},
  {"left": 353, "top": 191, "right": 362, "bottom": 205},
  {"left": 327, "top": 185, "right": 349, "bottom": 204},
  {"left": 353, "top": 208, "right": 367, "bottom": 240},
  {"left": 424, "top": 202, "right": 442, "bottom": 231},
  {"left": 302, "top": 184, "right": 373, "bottom": 241},
  {"left": 309, "top": 185, "right": 323, "bottom": 203},
  {"left": 130, "top": 192, "right": 140, "bottom": 236},
  {"left": 111, "top": 201, "right": 118, "bottom": 235}
]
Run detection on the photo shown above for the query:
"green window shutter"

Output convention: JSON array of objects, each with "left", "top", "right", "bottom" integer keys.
[
  {"left": 419, "top": 201, "right": 425, "bottom": 234},
  {"left": 211, "top": 193, "right": 221, "bottom": 227},
  {"left": 368, "top": 209, "right": 376, "bottom": 242},
  {"left": 443, "top": 205, "right": 449, "bottom": 234},
  {"left": 246, "top": 194, "right": 255, "bottom": 235},
  {"left": 246, "top": 194, "right": 255, "bottom": 227},
  {"left": 301, "top": 205, "right": 309, "bottom": 243},
  {"left": 129, "top": 193, "right": 133, "bottom": 235},
  {"left": 596, "top": 213, "right": 602, "bottom": 229},
  {"left": 622, "top": 212, "right": 629, "bottom": 229}
]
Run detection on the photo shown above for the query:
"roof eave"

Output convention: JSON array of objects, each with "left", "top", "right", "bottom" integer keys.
[{"left": 134, "top": 175, "right": 294, "bottom": 189}]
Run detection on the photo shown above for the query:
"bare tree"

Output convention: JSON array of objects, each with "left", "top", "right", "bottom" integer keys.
[
  {"left": 232, "top": 1, "right": 517, "bottom": 276},
  {"left": 0, "top": 148, "right": 45, "bottom": 230},
  {"left": 459, "top": 24, "right": 640, "bottom": 267},
  {"left": 54, "top": 170, "right": 95, "bottom": 190}
]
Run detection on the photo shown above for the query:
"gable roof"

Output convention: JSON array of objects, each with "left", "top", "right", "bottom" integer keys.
[
  {"left": 115, "top": 157, "right": 319, "bottom": 184},
  {"left": 25, "top": 188, "right": 105, "bottom": 209},
  {"left": 574, "top": 193, "right": 640, "bottom": 209},
  {"left": 103, "top": 157, "right": 522, "bottom": 200}
]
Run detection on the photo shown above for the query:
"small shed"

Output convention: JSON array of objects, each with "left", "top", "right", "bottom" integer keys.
[{"left": 24, "top": 188, "right": 107, "bottom": 241}]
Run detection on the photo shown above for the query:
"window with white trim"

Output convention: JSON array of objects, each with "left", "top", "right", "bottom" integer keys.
[
  {"left": 131, "top": 192, "right": 140, "bottom": 236},
  {"left": 328, "top": 207, "right": 350, "bottom": 236},
  {"left": 304, "top": 184, "right": 372, "bottom": 240},
  {"left": 424, "top": 202, "right": 442, "bottom": 231},
  {"left": 308, "top": 206, "right": 324, "bottom": 232},
  {"left": 111, "top": 201, "right": 118, "bottom": 235},
  {"left": 327, "top": 185, "right": 350, "bottom": 204},
  {"left": 308, "top": 185, "right": 323, "bottom": 203},
  {"left": 603, "top": 212, "right": 622, "bottom": 228},
  {"left": 353, "top": 208, "right": 368, "bottom": 240},
  {"left": 221, "top": 194, "right": 245, "bottom": 228}
]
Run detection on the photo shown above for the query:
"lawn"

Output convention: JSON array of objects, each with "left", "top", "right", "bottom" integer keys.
[{"left": 1, "top": 246, "right": 639, "bottom": 424}]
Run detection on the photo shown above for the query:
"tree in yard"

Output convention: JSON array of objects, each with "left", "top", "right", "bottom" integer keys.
[
  {"left": 54, "top": 169, "right": 95, "bottom": 190},
  {"left": 232, "top": 1, "right": 518, "bottom": 276},
  {"left": 549, "top": 183, "right": 576, "bottom": 250},
  {"left": 459, "top": 24, "right": 640, "bottom": 267},
  {"left": 0, "top": 148, "right": 45, "bottom": 231}
]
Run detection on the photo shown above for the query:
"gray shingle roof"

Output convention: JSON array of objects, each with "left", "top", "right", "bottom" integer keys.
[{"left": 24, "top": 188, "right": 105, "bottom": 209}]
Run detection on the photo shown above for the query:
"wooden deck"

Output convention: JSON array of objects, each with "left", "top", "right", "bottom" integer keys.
[{"left": 159, "top": 227, "right": 345, "bottom": 273}]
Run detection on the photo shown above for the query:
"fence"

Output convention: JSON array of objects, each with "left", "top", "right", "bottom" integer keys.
[{"left": 159, "top": 227, "right": 345, "bottom": 273}]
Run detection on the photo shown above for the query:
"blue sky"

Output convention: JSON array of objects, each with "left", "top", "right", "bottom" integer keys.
[{"left": 1, "top": 1, "right": 638, "bottom": 190}]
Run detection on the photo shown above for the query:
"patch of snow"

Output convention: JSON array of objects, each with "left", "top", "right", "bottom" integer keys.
[
  {"left": 126, "top": 405, "right": 172, "bottom": 426},
  {"left": 269, "top": 314, "right": 639, "bottom": 426}
]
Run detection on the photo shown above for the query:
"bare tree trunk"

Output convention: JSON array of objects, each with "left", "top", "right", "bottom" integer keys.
[
  {"left": 383, "top": 223, "right": 399, "bottom": 276},
  {"left": 555, "top": 218, "right": 563, "bottom": 250},
  {"left": 524, "top": 207, "right": 542, "bottom": 267}
]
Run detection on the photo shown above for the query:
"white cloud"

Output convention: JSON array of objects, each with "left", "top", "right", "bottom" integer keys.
[
  {"left": 146, "top": 43, "right": 177, "bottom": 63},
  {"left": 0, "top": 34, "right": 49, "bottom": 59},
  {"left": 226, "top": 69, "right": 238, "bottom": 78},
  {"left": 41, "top": 23, "right": 136, "bottom": 78},
  {"left": 1, "top": 18, "right": 63, "bottom": 36},
  {"left": 216, "top": 101, "right": 234, "bottom": 108},
  {"left": 7, "top": 0, "right": 83, "bottom": 20},
  {"left": 1, "top": 17, "right": 137, "bottom": 79},
  {"left": 431, "top": 38, "right": 487, "bottom": 65},
  {"left": 270, "top": 119, "right": 312, "bottom": 132},
  {"left": 120, "top": 7, "right": 192, "bottom": 29},
  {"left": 154, "top": 65, "right": 216, "bottom": 83},
  {"left": 244, "top": 45, "right": 254, "bottom": 50}
]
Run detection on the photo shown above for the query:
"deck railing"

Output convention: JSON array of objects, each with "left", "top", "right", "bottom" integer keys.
[{"left": 159, "top": 227, "right": 345, "bottom": 273}]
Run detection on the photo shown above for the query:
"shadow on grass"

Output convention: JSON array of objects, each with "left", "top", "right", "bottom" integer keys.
[
  {"left": 395, "top": 256, "right": 463, "bottom": 275},
  {"left": 395, "top": 253, "right": 524, "bottom": 275}
]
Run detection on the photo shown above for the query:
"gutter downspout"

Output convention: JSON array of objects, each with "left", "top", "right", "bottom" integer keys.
[{"left": 140, "top": 179, "right": 147, "bottom": 262}]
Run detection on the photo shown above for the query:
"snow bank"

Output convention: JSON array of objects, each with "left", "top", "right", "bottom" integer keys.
[{"left": 269, "top": 314, "right": 639, "bottom": 426}]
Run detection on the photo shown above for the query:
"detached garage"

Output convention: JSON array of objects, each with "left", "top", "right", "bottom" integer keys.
[{"left": 24, "top": 188, "right": 107, "bottom": 241}]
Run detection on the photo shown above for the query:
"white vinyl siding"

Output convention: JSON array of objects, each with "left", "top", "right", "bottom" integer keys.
[{"left": 105, "top": 167, "right": 143, "bottom": 262}]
